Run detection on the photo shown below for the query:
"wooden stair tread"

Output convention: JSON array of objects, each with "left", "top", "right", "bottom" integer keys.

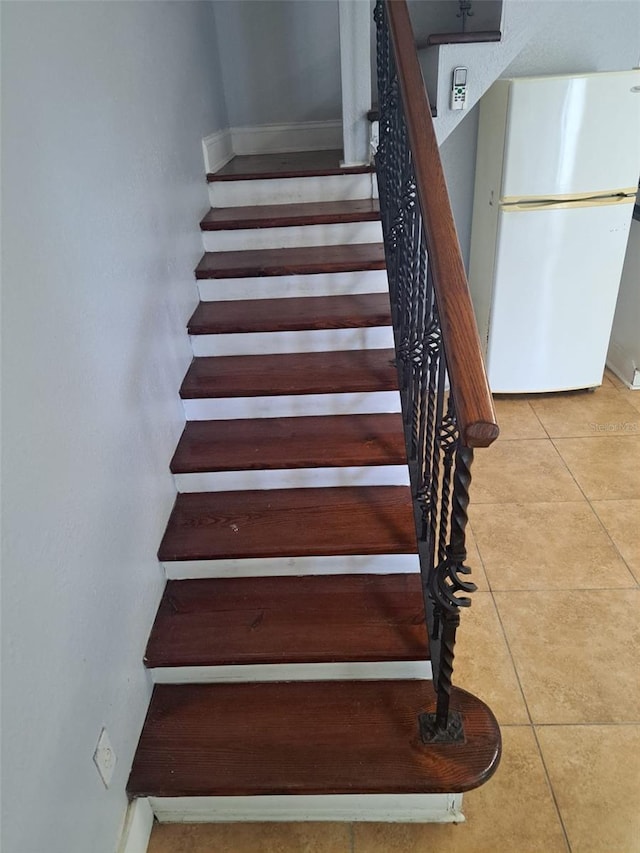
[
  {"left": 419, "top": 30, "right": 501, "bottom": 48},
  {"left": 187, "top": 293, "right": 391, "bottom": 336},
  {"left": 208, "top": 150, "right": 374, "bottom": 182},
  {"left": 195, "top": 243, "right": 386, "bottom": 279},
  {"left": 127, "top": 680, "right": 501, "bottom": 797},
  {"left": 200, "top": 199, "right": 380, "bottom": 231},
  {"left": 145, "top": 574, "right": 427, "bottom": 668},
  {"left": 170, "top": 413, "right": 407, "bottom": 474},
  {"left": 179, "top": 349, "right": 398, "bottom": 399},
  {"left": 157, "top": 485, "right": 417, "bottom": 562}
]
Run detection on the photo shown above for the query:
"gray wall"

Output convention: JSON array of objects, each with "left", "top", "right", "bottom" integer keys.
[
  {"left": 1, "top": 3, "right": 227, "bottom": 852},
  {"left": 442, "top": 0, "right": 640, "bottom": 268},
  {"left": 213, "top": 0, "right": 342, "bottom": 127}
]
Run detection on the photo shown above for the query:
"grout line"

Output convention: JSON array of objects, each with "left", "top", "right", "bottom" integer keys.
[
  {"left": 548, "top": 437, "right": 640, "bottom": 589},
  {"left": 531, "top": 720, "right": 640, "bottom": 727},
  {"left": 587, "top": 498, "right": 640, "bottom": 589},
  {"left": 531, "top": 725, "right": 573, "bottom": 853},
  {"left": 349, "top": 822, "right": 355, "bottom": 853},
  {"left": 527, "top": 400, "right": 552, "bottom": 439},
  {"left": 488, "top": 584, "right": 637, "bottom": 592},
  {"left": 489, "top": 593, "right": 572, "bottom": 853}
]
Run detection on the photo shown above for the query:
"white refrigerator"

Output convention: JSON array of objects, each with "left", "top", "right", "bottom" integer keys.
[{"left": 468, "top": 71, "right": 640, "bottom": 393}]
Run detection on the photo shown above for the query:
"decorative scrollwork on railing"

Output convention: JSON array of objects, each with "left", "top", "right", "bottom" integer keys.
[
  {"left": 429, "top": 445, "right": 477, "bottom": 613},
  {"left": 374, "top": 0, "right": 490, "bottom": 736}
]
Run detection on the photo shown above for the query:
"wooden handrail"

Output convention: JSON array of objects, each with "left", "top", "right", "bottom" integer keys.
[{"left": 385, "top": 0, "right": 498, "bottom": 448}]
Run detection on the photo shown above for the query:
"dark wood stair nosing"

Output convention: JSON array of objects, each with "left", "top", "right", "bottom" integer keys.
[
  {"left": 195, "top": 243, "right": 387, "bottom": 280},
  {"left": 157, "top": 485, "right": 417, "bottom": 563},
  {"left": 186, "top": 293, "right": 392, "bottom": 337},
  {"left": 418, "top": 30, "right": 502, "bottom": 48},
  {"left": 200, "top": 199, "right": 380, "bottom": 232},
  {"left": 207, "top": 150, "right": 375, "bottom": 183},
  {"left": 144, "top": 573, "right": 429, "bottom": 670},
  {"left": 127, "top": 680, "right": 502, "bottom": 798},
  {"left": 170, "top": 413, "right": 407, "bottom": 475},
  {"left": 179, "top": 348, "right": 399, "bottom": 401}
]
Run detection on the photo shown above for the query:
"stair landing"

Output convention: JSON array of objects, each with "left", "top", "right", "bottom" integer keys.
[{"left": 208, "top": 150, "right": 374, "bottom": 182}]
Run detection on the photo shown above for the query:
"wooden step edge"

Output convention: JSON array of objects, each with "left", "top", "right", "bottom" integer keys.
[
  {"left": 207, "top": 161, "right": 374, "bottom": 183},
  {"left": 144, "top": 574, "right": 428, "bottom": 670},
  {"left": 169, "top": 413, "right": 407, "bottom": 475},
  {"left": 126, "top": 680, "right": 501, "bottom": 797},
  {"left": 195, "top": 244, "right": 387, "bottom": 280},
  {"left": 156, "top": 484, "right": 416, "bottom": 563},
  {"left": 200, "top": 200, "right": 381, "bottom": 232},
  {"left": 178, "top": 349, "right": 399, "bottom": 401},
  {"left": 417, "top": 30, "right": 502, "bottom": 48},
  {"left": 186, "top": 294, "right": 392, "bottom": 337}
]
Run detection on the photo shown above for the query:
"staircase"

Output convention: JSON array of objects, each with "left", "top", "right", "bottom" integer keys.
[{"left": 127, "top": 150, "right": 500, "bottom": 823}]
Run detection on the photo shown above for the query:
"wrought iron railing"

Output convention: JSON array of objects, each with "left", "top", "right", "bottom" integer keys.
[{"left": 374, "top": 0, "right": 499, "bottom": 742}]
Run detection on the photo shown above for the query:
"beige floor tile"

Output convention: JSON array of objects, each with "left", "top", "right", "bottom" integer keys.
[
  {"left": 537, "top": 724, "right": 640, "bottom": 853},
  {"left": 147, "top": 821, "right": 351, "bottom": 853},
  {"left": 617, "top": 387, "right": 640, "bottom": 414},
  {"left": 554, "top": 436, "right": 640, "bottom": 500},
  {"left": 530, "top": 388, "right": 639, "bottom": 438},
  {"left": 471, "top": 502, "right": 635, "bottom": 590},
  {"left": 592, "top": 499, "right": 640, "bottom": 583},
  {"left": 471, "top": 439, "right": 582, "bottom": 504},
  {"left": 492, "top": 396, "right": 547, "bottom": 440},
  {"left": 352, "top": 727, "right": 568, "bottom": 853},
  {"left": 465, "top": 526, "right": 489, "bottom": 591},
  {"left": 453, "top": 592, "right": 529, "bottom": 724},
  {"left": 494, "top": 589, "right": 640, "bottom": 723}
]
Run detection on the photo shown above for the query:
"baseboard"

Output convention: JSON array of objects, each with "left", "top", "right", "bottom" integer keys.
[
  {"left": 117, "top": 798, "right": 154, "bottom": 853},
  {"left": 149, "top": 793, "right": 464, "bottom": 823},
  {"left": 202, "top": 129, "right": 234, "bottom": 175},
  {"left": 606, "top": 343, "right": 640, "bottom": 389},
  {"left": 231, "top": 120, "right": 343, "bottom": 156}
]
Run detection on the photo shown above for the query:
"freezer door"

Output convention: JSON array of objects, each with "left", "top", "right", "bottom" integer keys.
[
  {"left": 501, "top": 71, "right": 640, "bottom": 200},
  {"left": 487, "top": 201, "right": 634, "bottom": 393}
]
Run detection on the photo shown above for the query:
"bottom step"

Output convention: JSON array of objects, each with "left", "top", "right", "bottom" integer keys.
[
  {"left": 146, "top": 792, "right": 464, "bottom": 824},
  {"left": 128, "top": 681, "right": 501, "bottom": 798}
]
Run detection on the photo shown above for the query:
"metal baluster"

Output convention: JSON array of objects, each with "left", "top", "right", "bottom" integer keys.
[{"left": 375, "top": 0, "right": 484, "bottom": 744}]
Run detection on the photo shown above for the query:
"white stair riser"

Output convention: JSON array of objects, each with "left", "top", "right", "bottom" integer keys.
[
  {"left": 182, "top": 390, "right": 401, "bottom": 421},
  {"left": 208, "top": 172, "right": 377, "bottom": 207},
  {"left": 163, "top": 553, "right": 420, "bottom": 580},
  {"left": 149, "top": 793, "right": 464, "bottom": 824},
  {"left": 190, "top": 326, "right": 393, "bottom": 357},
  {"left": 201, "top": 220, "right": 382, "bottom": 252},
  {"left": 173, "top": 464, "right": 409, "bottom": 493},
  {"left": 150, "top": 660, "right": 431, "bottom": 684},
  {"left": 197, "top": 269, "right": 388, "bottom": 302}
]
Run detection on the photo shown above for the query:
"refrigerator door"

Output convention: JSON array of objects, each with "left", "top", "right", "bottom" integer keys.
[
  {"left": 501, "top": 71, "right": 640, "bottom": 201},
  {"left": 487, "top": 200, "right": 634, "bottom": 393}
]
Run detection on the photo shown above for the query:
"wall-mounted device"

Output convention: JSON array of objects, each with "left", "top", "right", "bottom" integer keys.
[{"left": 451, "top": 67, "right": 468, "bottom": 110}]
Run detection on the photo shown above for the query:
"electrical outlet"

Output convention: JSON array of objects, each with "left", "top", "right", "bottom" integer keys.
[{"left": 93, "top": 728, "right": 116, "bottom": 788}]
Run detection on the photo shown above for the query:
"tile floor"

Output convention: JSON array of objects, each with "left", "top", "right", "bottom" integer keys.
[{"left": 147, "top": 371, "right": 640, "bottom": 853}]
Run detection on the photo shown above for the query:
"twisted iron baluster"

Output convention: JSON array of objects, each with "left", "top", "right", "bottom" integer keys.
[
  {"left": 375, "top": 0, "right": 481, "bottom": 741},
  {"left": 437, "top": 396, "right": 458, "bottom": 565}
]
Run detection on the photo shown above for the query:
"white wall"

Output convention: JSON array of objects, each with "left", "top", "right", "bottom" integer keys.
[
  {"left": 213, "top": 0, "right": 342, "bottom": 127},
  {"left": 441, "top": 0, "right": 640, "bottom": 267},
  {"left": 1, "top": 3, "right": 227, "bottom": 852},
  {"left": 408, "top": 0, "right": 503, "bottom": 39}
]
